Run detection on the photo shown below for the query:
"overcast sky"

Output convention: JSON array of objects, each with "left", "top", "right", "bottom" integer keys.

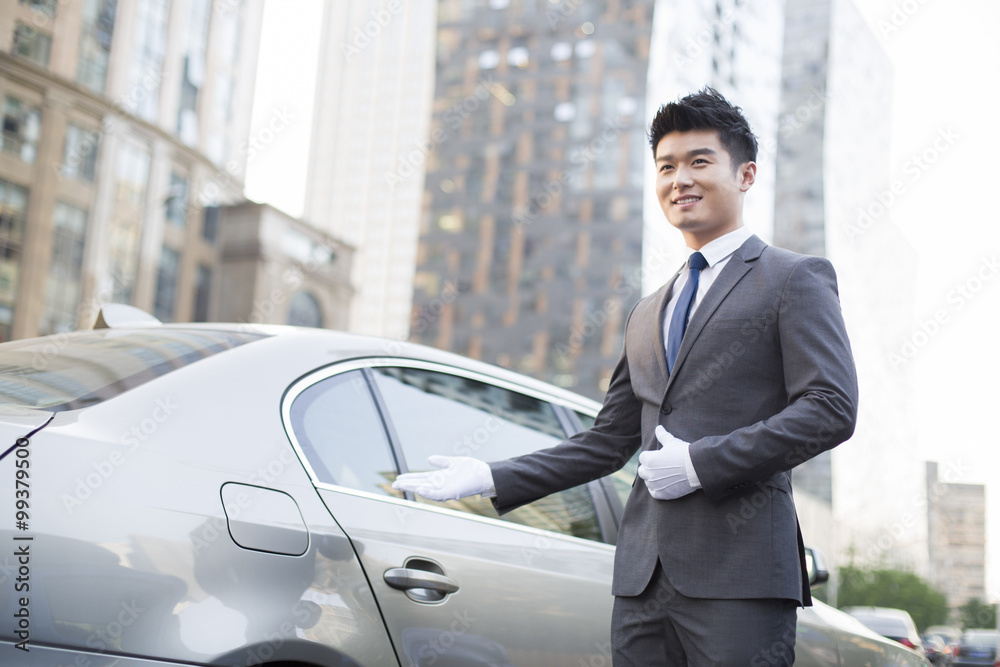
[
  {"left": 244, "top": 0, "right": 1000, "bottom": 600},
  {"left": 852, "top": 0, "right": 1000, "bottom": 600}
]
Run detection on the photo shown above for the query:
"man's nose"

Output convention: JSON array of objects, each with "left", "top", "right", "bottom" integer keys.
[{"left": 673, "top": 165, "right": 694, "bottom": 188}]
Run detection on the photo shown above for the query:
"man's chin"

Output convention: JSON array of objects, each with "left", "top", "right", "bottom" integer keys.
[{"left": 666, "top": 217, "right": 701, "bottom": 232}]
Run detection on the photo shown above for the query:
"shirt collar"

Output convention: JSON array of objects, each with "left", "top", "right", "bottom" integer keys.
[{"left": 688, "top": 226, "right": 753, "bottom": 268}]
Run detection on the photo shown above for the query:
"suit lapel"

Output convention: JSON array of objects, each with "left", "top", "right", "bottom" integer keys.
[{"left": 664, "top": 235, "right": 766, "bottom": 392}]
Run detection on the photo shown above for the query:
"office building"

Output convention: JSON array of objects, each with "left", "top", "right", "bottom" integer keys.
[
  {"left": 410, "top": 0, "right": 656, "bottom": 399},
  {"left": 0, "top": 0, "right": 270, "bottom": 338},
  {"left": 214, "top": 201, "right": 354, "bottom": 331},
  {"left": 304, "top": 0, "right": 437, "bottom": 340},
  {"left": 926, "top": 461, "right": 987, "bottom": 612}
]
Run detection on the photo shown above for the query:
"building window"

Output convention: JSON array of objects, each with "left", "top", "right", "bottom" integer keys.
[
  {"left": 177, "top": 0, "right": 211, "bottom": 145},
  {"left": 154, "top": 246, "right": 179, "bottom": 322},
  {"left": 551, "top": 42, "right": 572, "bottom": 62},
  {"left": 202, "top": 205, "right": 218, "bottom": 243},
  {"left": 193, "top": 264, "right": 212, "bottom": 322},
  {"left": 478, "top": 49, "right": 499, "bottom": 70},
  {"left": 40, "top": 202, "right": 88, "bottom": 335},
  {"left": 288, "top": 291, "right": 323, "bottom": 328},
  {"left": 554, "top": 102, "right": 576, "bottom": 122},
  {"left": 0, "top": 180, "right": 29, "bottom": 342},
  {"left": 77, "top": 0, "right": 117, "bottom": 93},
  {"left": 215, "top": 4, "right": 241, "bottom": 66},
  {"left": 107, "top": 142, "right": 150, "bottom": 305},
  {"left": 12, "top": 23, "right": 52, "bottom": 67},
  {"left": 20, "top": 0, "right": 58, "bottom": 15},
  {"left": 1, "top": 96, "right": 41, "bottom": 163},
  {"left": 507, "top": 46, "right": 529, "bottom": 68},
  {"left": 165, "top": 172, "right": 189, "bottom": 226},
  {"left": 126, "top": 0, "right": 169, "bottom": 121},
  {"left": 61, "top": 124, "right": 100, "bottom": 182},
  {"left": 212, "top": 72, "right": 235, "bottom": 124}
]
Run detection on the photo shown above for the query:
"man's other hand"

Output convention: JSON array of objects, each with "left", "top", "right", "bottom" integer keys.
[
  {"left": 637, "top": 426, "right": 701, "bottom": 500},
  {"left": 391, "top": 455, "right": 496, "bottom": 501}
]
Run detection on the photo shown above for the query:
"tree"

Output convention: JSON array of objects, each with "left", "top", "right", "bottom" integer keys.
[
  {"left": 958, "top": 598, "right": 998, "bottom": 630},
  {"left": 838, "top": 565, "right": 949, "bottom": 632}
]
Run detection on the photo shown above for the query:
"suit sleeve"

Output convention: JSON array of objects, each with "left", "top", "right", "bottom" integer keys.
[
  {"left": 490, "top": 314, "right": 644, "bottom": 514},
  {"left": 690, "top": 256, "right": 859, "bottom": 503}
]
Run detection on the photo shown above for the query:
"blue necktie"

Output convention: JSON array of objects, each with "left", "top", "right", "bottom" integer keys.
[{"left": 666, "top": 251, "right": 708, "bottom": 373}]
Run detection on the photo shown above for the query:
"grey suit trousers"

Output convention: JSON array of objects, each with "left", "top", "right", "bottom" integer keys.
[{"left": 611, "top": 559, "right": 798, "bottom": 666}]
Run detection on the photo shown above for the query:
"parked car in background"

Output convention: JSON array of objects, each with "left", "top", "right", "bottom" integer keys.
[
  {"left": 845, "top": 606, "right": 925, "bottom": 652},
  {"left": 922, "top": 633, "right": 954, "bottom": 665},
  {"left": 0, "top": 308, "right": 931, "bottom": 666},
  {"left": 951, "top": 629, "right": 1000, "bottom": 666},
  {"left": 925, "top": 625, "right": 963, "bottom": 653}
]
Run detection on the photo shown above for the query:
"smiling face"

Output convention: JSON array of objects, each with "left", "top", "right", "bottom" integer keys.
[{"left": 654, "top": 129, "right": 756, "bottom": 249}]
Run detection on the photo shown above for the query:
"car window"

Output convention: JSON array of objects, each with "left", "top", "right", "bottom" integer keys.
[
  {"left": 574, "top": 410, "right": 596, "bottom": 430},
  {"left": 288, "top": 369, "right": 401, "bottom": 498},
  {"left": 961, "top": 631, "right": 999, "bottom": 646},
  {"left": 573, "top": 409, "right": 639, "bottom": 512},
  {"left": 852, "top": 616, "right": 908, "bottom": 637},
  {"left": 371, "top": 366, "right": 602, "bottom": 542},
  {"left": 608, "top": 451, "right": 640, "bottom": 509},
  {"left": 0, "top": 328, "right": 266, "bottom": 411}
]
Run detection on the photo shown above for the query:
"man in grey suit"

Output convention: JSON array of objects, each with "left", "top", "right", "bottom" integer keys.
[{"left": 394, "top": 88, "right": 858, "bottom": 665}]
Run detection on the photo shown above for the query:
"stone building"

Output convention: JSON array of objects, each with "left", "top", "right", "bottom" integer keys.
[
  {"left": 926, "top": 461, "right": 987, "bottom": 614},
  {"left": 0, "top": 0, "right": 353, "bottom": 338}
]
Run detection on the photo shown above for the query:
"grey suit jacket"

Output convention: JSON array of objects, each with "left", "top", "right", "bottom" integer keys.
[{"left": 491, "top": 234, "right": 858, "bottom": 604}]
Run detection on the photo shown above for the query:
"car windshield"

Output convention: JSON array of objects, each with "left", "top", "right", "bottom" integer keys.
[
  {"left": 0, "top": 328, "right": 266, "bottom": 411},
  {"left": 962, "top": 631, "right": 999, "bottom": 647}
]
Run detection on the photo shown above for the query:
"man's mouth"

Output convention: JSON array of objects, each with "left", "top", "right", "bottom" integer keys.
[{"left": 674, "top": 196, "right": 701, "bottom": 205}]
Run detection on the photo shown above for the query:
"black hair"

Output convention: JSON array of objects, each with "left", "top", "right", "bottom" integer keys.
[{"left": 648, "top": 87, "right": 758, "bottom": 170}]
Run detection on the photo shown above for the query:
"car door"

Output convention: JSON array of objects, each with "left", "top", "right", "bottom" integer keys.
[{"left": 283, "top": 361, "right": 616, "bottom": 667}]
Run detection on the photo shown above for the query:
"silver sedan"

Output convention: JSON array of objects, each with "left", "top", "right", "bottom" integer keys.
[{"left": 0, "top": 313, "right": 928, "bottom": 666}]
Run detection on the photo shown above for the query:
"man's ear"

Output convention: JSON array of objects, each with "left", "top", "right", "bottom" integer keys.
[{"left": 738, "top": 161, "right": 757, "bottom": 192}]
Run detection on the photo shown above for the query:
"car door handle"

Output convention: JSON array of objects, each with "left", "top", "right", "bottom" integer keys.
[{"left": 383, "top": 567, "right": 459, "bottom": 594}]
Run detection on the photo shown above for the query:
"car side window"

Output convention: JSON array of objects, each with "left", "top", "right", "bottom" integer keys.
[
  {"left": 574, "top": 411, "right": 595, "bottom": 430},
  {"left": 609, "top": 451, "right": 640, "bottom": 509},
  {"left": 371, "top": 366, "right": 602, "bottom": 542},
  {"left": 288, "top": 369, "right": 400, "bottom": 497}
]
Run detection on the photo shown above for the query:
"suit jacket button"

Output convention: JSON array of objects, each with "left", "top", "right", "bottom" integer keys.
[{"left": 660, "top": 404, "right": 672, "bottom": 414}]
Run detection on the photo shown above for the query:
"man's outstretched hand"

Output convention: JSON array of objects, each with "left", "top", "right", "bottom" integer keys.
[
  {"left": 392, "top": 455, "right": 496, "bottom": 501},
  {"left": 637, "top": 425, "right": 701, "bottom": 500}
]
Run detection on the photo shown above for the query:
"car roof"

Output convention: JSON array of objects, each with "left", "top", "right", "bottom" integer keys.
[
  {"left": 179, "top": 322, "right": 604, "bottom": 410},
  {"left": 0, "top": 322, "right": 604, "bottom": 415}
]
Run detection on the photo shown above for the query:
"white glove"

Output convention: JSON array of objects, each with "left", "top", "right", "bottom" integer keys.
[
  {"left": 391, "top": 455, "right": 496, "bottom": 501},
  {"left": 637, "top": 426, "right": 701, "bottom": 500}
]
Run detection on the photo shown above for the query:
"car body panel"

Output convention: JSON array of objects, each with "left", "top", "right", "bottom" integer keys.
[
  {"left": 319, "top": 486, "right": 614, "bottom": 666},
  {"left": 0, "top": 642, "right": 221, "bottom": 666},
  {"left": 793, "top": 604, "right": 841, "bottom": 665},
  {"left": 0, "top": 331, "right": 397, "bottom": 665},
  {"left": 820, "top": 603, "right": 927, "bottom": 665}
]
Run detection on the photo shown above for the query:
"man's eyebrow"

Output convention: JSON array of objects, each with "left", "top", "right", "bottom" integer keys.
[{"left": 655, "top": 147, "right": 718, "bottom": 163}]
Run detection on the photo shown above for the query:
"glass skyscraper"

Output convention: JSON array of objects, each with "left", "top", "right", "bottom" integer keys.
[{"left": 412, "top": 0, "right": 655, "bottom": 400}]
